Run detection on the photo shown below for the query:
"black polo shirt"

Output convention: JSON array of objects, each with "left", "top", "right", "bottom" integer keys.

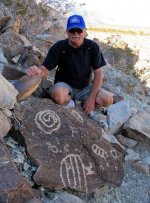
[{"left": 43, "top": 38, "right": 106, "bottom": 89}]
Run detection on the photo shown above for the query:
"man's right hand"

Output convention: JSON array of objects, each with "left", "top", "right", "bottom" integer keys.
[{"left": 26, "top": 66, "right": 42, "bottom": 76}]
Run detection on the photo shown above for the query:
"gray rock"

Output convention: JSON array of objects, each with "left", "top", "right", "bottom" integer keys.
[
  {"left": 0, "top": 74, "right": 18, "bottom": 109},
  {"left": 107, "top": 101, "right": 131, "bottom": 134},
  {"left": 124, "top": 110, "right": 150, "bottom": 140},
  {"left": 125, "top": 149, "right": 140, "bottom": 163},
  {"left": 44, "top": 191, "right": 84, "bottom": 203},
  {"left": 132, "top": 161, "right": 150, "bottom": 175},
  {"left": 0, "top": 142, "right": 38, "bottom": 202},
  {"left": 116, "top": 134, "right": 137, "bottom": 148},
  {"left": 0, "top": 110, "right": 11, "bottom": 140}
]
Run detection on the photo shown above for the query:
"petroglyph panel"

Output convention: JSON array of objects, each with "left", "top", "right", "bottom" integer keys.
[
  {"left": 71, "top": 110, "right": 83, "bottom": 123},
  {"left": 35, "top": 110, "right": 61, "bottom": 134},
  {"left": 60, "top": 154, "right": 87, "bottom": 192}
]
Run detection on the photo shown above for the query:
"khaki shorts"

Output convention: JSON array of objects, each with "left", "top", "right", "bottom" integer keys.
[{"left": 50, "top": 82, "right": 112, "bottom": 102}]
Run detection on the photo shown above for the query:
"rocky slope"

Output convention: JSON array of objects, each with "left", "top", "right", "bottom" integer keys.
[{"left": 0, "top": 1, "right": 150, "bottom": 202}]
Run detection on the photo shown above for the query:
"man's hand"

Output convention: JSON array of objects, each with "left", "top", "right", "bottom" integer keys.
[
  {"left": 26, "top": 65, "right": 49, "bottom": 78},
  {"left": 26, "top": 65, "right": 41, "bottom": 76},
  {"left": 84, "top": 95, "right": 95, "bottom": 115}
]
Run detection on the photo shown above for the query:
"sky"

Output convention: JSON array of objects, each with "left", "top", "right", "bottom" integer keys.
[{"left": 70, "top": 0, "right": 150, "bottom": 28}]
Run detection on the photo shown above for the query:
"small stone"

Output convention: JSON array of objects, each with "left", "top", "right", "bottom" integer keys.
[
  {"left": 23, "top": 162, "right": 30, "bottom": 171},
  {"left": 125, "top": 149, "right": 140, "bottom": 163},
  {"left": 11, "top": 54, "right": 21, "bottom": 63},
  {"left": 13, "top": 154, "right": 24, "bottom": 164},
  {"left": 116, "top": 134, "right": 137, "bottom": 148},
  {"left": 132, "top": 161, "right": 150, "bottom": 175}
]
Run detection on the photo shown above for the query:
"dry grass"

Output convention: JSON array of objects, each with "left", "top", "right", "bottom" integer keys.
[{"left": 87, "top": 26, "right": 150, "bottom": 36}]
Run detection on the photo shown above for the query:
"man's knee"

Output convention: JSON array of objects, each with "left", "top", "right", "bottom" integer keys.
[
  {"left": 96, "top": 89, "right": 113, "bottom": 107},
  {"left": 50, "top": 86, "right": 71, "bottom": 105}
]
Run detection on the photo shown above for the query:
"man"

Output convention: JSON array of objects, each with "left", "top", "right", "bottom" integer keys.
[{"left": 27, "top": 14, "right": 113, "bottom": 114}]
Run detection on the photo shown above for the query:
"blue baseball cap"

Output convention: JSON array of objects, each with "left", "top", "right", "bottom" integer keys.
[{"left": 66, "top": 15, "right": 86, "bottom": 31}]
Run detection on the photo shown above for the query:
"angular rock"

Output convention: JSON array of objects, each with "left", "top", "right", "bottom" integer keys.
[
  {"left": 14, "top": 97, "right": 124, "bottom": 193},
  {"left": 1, "top": 16, "right": 22, "bottom": 33},
  {"left": 45, "top": 191, "right": 84, "bottom": 203},
  {"left": 116, "top": 134, "right": 137, "bottom": 148},
  {"left": 125, "top": 149, "right": 140, "bottom": 163},
  {"left": 107, "top": 100, "right": 131, "bottom": 134},
  {"left": 102, "top": 133, "right": 127, "bottom": 155},
  {"left": 0, "top": 29, "right": 24, "bottom": 61},
  {"left": 0, "top": 48, "right": 8, "bottom": 63},
  {"left": 0, "top": 16, "right": 11, "bottom": 29},
  {"left": 13, "top": 75, "right": 42, "bottom": 101},
  {"left": 0, "top": 111, "right": 11, "bottom": 140},
  {"left": 124, "top": 110, "right": 150, "bottom": 140},
  {"left": 0, "top": 74, "right": 18, "bottom": 109},
  {"left": 132, "top": 161, "right": 150, "bottom": 175},
  {"left": 0, "top": 142, "right": 38, "bottom": 202}
]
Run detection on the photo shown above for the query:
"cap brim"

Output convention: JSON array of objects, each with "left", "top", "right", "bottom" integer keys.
[{"left": 67, "top": 24, "right": 86, "bottom": 31}]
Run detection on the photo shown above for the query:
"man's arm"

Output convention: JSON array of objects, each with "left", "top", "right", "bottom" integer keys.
[
  {"left": 26, "top": 65, "right": 49, "bottom": 78},
  {"left": 84, "top": 67, "right": 103, "bottom": 114}
]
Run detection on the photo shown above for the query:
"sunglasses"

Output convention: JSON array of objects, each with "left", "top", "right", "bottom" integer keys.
[{"left": 68, "top": 28, "right": 83, "bottom": 33}]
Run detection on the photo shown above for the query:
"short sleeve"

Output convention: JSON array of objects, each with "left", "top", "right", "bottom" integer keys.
[
  {"left": 42, "top": 41, "right": 62, "bottom": 70},
  {"left": 91, "top": 41, "right": 106, "bottom": 70}
]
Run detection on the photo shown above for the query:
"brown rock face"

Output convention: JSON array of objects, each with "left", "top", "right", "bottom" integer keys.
[
  {"left": 0, "top": 142, "right": 36, "bottom": 203},
  {"left": 14, "top": 97, "right": 124, "bottom": 193}
]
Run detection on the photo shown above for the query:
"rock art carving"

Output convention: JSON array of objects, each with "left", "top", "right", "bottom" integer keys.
[
  {"left": 110, "top": 149, "right": 118, "bottom": 160},
  {"left": 69, "top": 126, "right": 78, "bottom": 137},
  {"left": 35, "top": 110, "right": 61, "bottom": 134},
  {"left": 46, "top": 142, "right": 59, "bottom": 153},
  {"left": 60, "top": 154, "right": 88, "bottom": 192},
  {"left": 71, "top": 110, "right": 83, "bottom": 123},
  {"left": 92, "top": 144, "right": 108, "bottom": 160}
]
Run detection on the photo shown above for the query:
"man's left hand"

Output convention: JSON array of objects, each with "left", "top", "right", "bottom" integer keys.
[{"left": 84, "top": 96, "right": 95, "bottom": 115}]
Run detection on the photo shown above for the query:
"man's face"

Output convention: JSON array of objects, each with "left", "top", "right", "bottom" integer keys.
[{"left": 66, "top": 28, "right": 87, "bottom": 48}]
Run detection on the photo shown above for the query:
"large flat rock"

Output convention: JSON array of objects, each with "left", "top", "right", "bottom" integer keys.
[{"left": 14, "top": 97, "right": 124, "bottom": 193}]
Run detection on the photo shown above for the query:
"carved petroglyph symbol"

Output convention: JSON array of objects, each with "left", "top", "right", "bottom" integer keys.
[
  {"left": 46, "top": 142, "right": 59, "bottom": 153},
  {"left": 84, "top": 162, "right": 95, "bottom": 175},
  {"left": 64, "top": 144, "right": 69, "bottom": 152},
  {"left": 69, "top": 126, "right": 78, "bottom": 137},
  {"left": 92, "top": 144, "right": 108, "bottom": 160},
  {"left": 35, "top": 110, "right": 61, "bottom": 134},
  {"left": 71, "top": 110, "right": 83, "bottom": 123},
  {"left": 60, "top": 154, "right": 87, "bottom": 192},
  {"left": 110, "top": 149, "right": 118, "bottom": 160}
]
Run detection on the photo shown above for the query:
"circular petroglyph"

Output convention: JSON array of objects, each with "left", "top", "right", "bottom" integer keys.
[
  {"left": 60, "top": 154, "right": 87, "bottom": 192},
  {"left": 35, "top": 110, "right": 61, "bottom": 134}
]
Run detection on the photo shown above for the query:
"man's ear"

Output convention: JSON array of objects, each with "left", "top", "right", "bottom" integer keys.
[{"left": 84, "top": 29, "right": 88, "bottom": 38}]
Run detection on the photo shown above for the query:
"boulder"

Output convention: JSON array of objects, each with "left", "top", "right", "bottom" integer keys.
[
  {"left": 0, "top": 74, "right": 18, "bottom": 109},
  {"left": 107, "top": 100, "right": 131, "bottom": 134},
  {"left": 0, "top": 29, "right": 24, "bottom": 61},
  {"left": 14, "top": 97, "right": 124, "bottom": 193},
  {"left": 0, "top": 142, "right": 39, "bottom": 203},
  {"left": 123, "top": 110, "right": 150, "bottom": 140},
  {"left": 0, "top": 110, "right": 11, "bottom": 140}
]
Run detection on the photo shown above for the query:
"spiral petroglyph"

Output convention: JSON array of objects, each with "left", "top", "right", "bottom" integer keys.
[
  {"left": 60, "top": 154, "right": 87, "bottom": 192},
  {"left": 35, "top": 110, "right": 61, "bottom": 134}
]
